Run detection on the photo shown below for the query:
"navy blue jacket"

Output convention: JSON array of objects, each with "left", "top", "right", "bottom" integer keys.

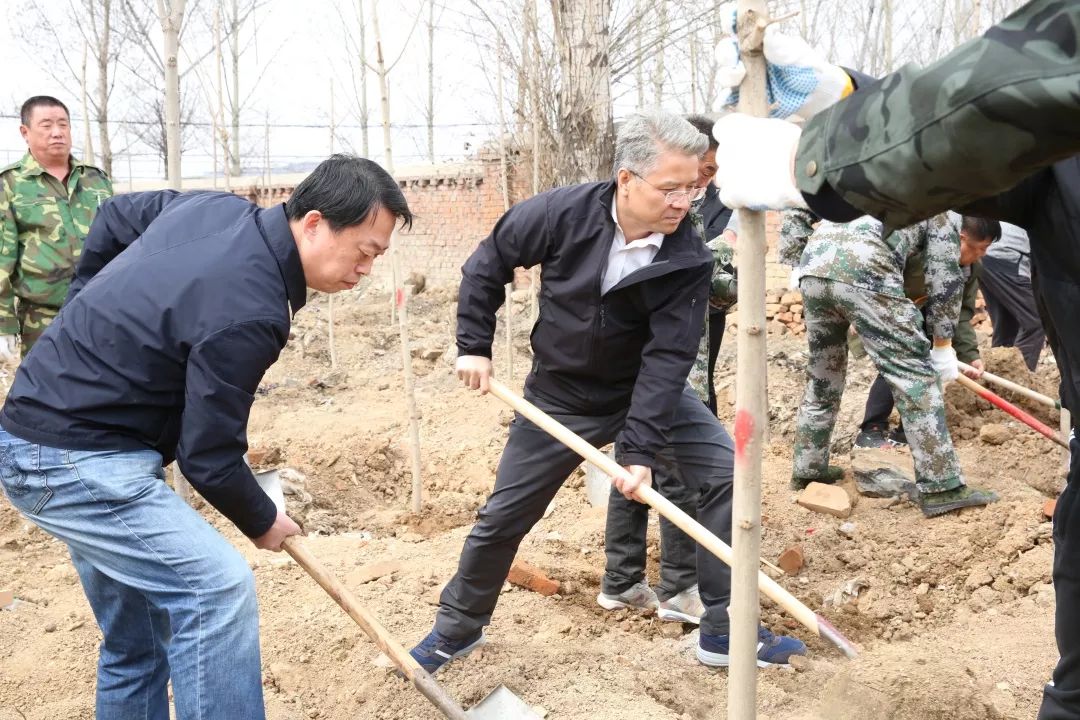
[
  {"left": 457, "top": 180, "right": 712, "bottom": 467},
  {"left": 0, "top": 191, "right": 307, "bottom": 537}
]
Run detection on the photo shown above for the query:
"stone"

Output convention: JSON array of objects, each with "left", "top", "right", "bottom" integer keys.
[
  {"left": 659, "top": 623, "right": 684, "bottom": 639},
  {"left": 347, "top": 560, "right": 402, "bottom": 586},
  {"left": 246, "top": 446, "right": 281, "bottom": 467},
  {"left": 777, "top": 545, "right": 805, "bottom": 575},
  {"left": 790, "top": 304, "right": 803, "bottom": 314},
  {"left": 0, "top": 590, "right": 13, "bottom": 609},
  {"left": 838, "top": 522, "right": 857, "bottom": 538},
  {"left": 1044, "top": 498, "right": 1057, "bottom": 519},
  {"left": 851, "top": 447, "right": 917, "bottom": 498},
  {"left": 507, "top": 560, "right": 561, "bottom": 596},
  {"left": 788, "top": 654, "right": 811, "bottom": 672},
  {"left": 419, "top": 347, "right": 444, "bottom": 361},
  {"left": 979, "top": 423, "right": 1011, "bottom": 445},
  {"left": 797, "top": 482, "right": 852, "bottom": 518},
  {"left": 780, "top": 292, "right": 802, "bottom": 305}
]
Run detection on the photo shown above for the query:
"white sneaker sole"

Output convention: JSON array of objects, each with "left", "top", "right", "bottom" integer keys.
[
  {"left": 657, "top": 607, "right": 702, "bottom": 625},
  {"left": 596, "top": 592, "right": 657, "bottom": 612},
  {"left": 696, "top": 642, "right": 786, "bottom": 668}
]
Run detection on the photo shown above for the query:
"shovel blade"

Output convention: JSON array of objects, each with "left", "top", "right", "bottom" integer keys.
[{"left": 466, "top": 685, "right": 543, "bottom": 719}]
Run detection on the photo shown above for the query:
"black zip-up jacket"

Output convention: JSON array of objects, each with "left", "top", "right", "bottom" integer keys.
[
  {"left": 456, "top": 180, "right": 713, "bottom": 467},
  {"left": 964, "top": 158, "right": 1080, "bottom": 435},
  {"left": 0, "top": 191, "right": 306, "bottom": 538}
]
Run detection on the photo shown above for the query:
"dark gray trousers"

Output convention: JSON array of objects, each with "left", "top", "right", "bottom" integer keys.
[
  {"left": 436, "top": 384, "right": 735, "bottom": 638},
  {"left": 602, "top": 458, "right": 698, "bottom": 602},
  {"left": 980, "top": 255, "right": 1045, "bottom": 370}
]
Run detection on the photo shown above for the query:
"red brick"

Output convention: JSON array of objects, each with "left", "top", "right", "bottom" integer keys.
[{"left": 507, "top": 560, "right": 560, "bottom": 596}]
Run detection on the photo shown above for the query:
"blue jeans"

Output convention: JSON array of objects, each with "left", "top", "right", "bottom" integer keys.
[{"left": 0, "top": 429, "right": 264, "bottom": 720}]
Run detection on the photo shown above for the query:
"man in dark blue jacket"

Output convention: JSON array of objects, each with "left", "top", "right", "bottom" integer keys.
[
  {"left": 0, "top": 155, "right": 412, "bottom": 720},
  {"left": 409, "top": 112, "right": 805, "bottom": 672}
]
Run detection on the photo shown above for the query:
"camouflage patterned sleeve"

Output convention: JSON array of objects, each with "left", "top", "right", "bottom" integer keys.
[
  {"left": 922, "top": 215, "right": 964, "bottom": 340},
  {"left": 796, "top": 0, "right": 1080, "bottom": 229},
  {"left": 0, "top": 178, "right": 19, "bottom": 335},
  {"left": 953, "top": 264, "right": 981, "bottom": 363},
  {"left": 706, "top": 236, "right": 737, "bottom": 309},
  {"left": 778, "top": 209, "right": 817, "bottom": 267}
]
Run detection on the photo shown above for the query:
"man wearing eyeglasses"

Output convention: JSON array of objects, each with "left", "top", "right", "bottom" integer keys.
[{"left": 409, "top": 111, "right": 806, "bottom": 673}]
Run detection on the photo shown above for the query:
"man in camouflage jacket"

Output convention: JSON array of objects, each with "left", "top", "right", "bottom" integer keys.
[
  {"left": 714, "top": 3, "right": 1080, "bottom": 711},
  {"left": 855, "top": 217, "right": 1000, "bottom": 448},
  {"left": 781, "top": 209, "right": 997, "bottom": 516},
  {"left": 0, "top": 96, "right": 112, "bottom": 358}
]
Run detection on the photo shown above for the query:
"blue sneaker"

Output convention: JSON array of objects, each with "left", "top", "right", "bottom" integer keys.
[
  {"left": 408, "top": 628, "right": 487, "bottom": 673},
  {"left": 697, "top": 626, "right": 807, "bottom": 668}
]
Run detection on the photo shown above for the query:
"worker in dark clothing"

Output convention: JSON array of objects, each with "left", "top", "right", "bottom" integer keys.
[
  {"left": 979, "top": 222, "right": 1045, "bottom": 370},
  {"left": 0, "top": 155, "right": 413, "bottom": 719},
  {"left": 710, "top": 2, "right": 1080, "bottom": 715}
]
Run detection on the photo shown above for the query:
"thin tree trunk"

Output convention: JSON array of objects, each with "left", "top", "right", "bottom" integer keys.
[
  {"left": 371, "top": 0, "right": 422, "bottom": 513},
  {"left": 729, "top": 1, "right": 769, "bottom": 716},
  {"left": 497, "top": 60, "right": 514, "bottom": 383},
  {"left": 157, "top": 0, "right": 186, "bottom": 189},
  {"left": 634, "top": 0, "right": 644, "bottom": 108},
  {"left": 652, "top": 4, "right": 667, "bottom": 105},
  {"left": 884, "top": 0, "right": 893, "bottom": 72},
  {"left": 215, "top": 6, "right": 230, "bottom": 191},
  {"left": 229, "top": 0, "right": 241, "bottom": 176},
  {"left": 358, "top": 0, "right": 370, "bottom": 158},
  {"left": 263, "top": 111, "right": 271, "bottom": 206},
  {"left": 95, "top": 0, "right": 113, "bottom": 175},
  {"left": 81, "top": 43, "right": 96, "bottom": 164},
  {"left": 426, "top": 0, "right": 435, "bottom": 163},
  {"left": 527, "top": 0, "right": 541, "bottom": 324}
]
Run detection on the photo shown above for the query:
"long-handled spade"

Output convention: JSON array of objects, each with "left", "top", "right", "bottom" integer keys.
[
  {"left": 486, "top": 379, "right": 860, "bottom": 660},
  {"left": 954, "top": 374, "right": 1069, "bottom": 449},
  {"left": 255, "top": 470, "right": 540, "bottom": 720}
]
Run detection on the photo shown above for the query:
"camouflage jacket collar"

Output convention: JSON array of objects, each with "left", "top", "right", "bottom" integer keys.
[{"left": 16, "top": 151, "right": 83, "bottom": 178}]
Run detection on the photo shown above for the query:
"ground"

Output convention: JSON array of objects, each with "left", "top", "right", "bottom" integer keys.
[{"left": 0, "top": 284, "right": 1068, "bottom": 720}]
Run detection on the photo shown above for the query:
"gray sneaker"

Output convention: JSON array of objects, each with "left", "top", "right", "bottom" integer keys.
[
  {"left": 596, "top": 582, "right": 659, "bottom": 612},
  {"left": 657, "top": 584, "right": 705, "bottom": 624}
]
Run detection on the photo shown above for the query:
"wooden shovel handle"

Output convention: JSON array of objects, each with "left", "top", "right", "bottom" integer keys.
[
  {"left": 957, "top": 362, "right": 1059, "bottom": 409},
  {"left": 485, "top": 380, "right": 823, "bottom": 637},
  {"left": 281, "top": 537, "right": 469, "bottom": 720},
  {"left": 954, "top": 374, "right": 1069, "bottom": 448}
]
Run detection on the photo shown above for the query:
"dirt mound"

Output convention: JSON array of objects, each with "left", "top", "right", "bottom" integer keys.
[{"left": 0, "top": 287, "right": 1063, "bottom": 719}]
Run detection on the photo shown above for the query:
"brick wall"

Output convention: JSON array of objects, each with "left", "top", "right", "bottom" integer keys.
[{"left": 238, "top": 155, "right": 793, "bottom": 292}]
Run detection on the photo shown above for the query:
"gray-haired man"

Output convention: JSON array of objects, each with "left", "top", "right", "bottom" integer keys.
[{"left": 409, "top": 112, "right": 805, "bottom": 671}]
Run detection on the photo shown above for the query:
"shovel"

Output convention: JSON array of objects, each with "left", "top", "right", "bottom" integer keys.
[
  {"left": 957, "top": 362, "right": 1060, "bottom": 409},
  {"left": 486, "top": 379, "right": 859, "bottom": 660},
  {"left": 255, "top": 470, "right": 540, "bottom": 720},
  {"left": 954, "top": 374, "right": 1069, "bottom": 449}
]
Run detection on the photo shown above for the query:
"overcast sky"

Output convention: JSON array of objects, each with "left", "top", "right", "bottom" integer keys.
[{"left": 0, "top": 0, "right": 515, "bottom": 182}]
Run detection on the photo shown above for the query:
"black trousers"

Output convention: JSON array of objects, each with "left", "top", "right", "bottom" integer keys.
[
  {"left": 435, "top": 385, "right": 735, "bottom": 638},
  {"left": 1040, "top": 438, "right": 1080, "bottom": 718},
  {"left": 602, "top": 309, "right": 728, "bottom": 601},
  {"left": 861, "top": 374, "right": 897, "bottom": 432},
  {"left": 980, "top": 255, "right": 1045, "bottom": 371}
]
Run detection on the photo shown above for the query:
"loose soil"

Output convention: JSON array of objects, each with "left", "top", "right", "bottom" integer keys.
[{"left": 0, "top": 286, "right": 1067, "bottom": 719}]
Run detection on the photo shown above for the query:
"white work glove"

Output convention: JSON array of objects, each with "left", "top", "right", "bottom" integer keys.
[
  {"left": 789, "top": 267, "right": 803, "bottom": 289},
  {"left": 0, "top": 335, "right": 18, "bottom": 363},
  {"left": 929, "top": 345, "right": 959, "bottom": 383},
  {"left": 714, "top": 3, "right": 852, "bottom": 120},
  {"left": 712, "top": 113, "right": 807, "bottom": 211}
]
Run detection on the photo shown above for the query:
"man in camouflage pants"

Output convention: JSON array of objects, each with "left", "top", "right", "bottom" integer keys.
[
  {"left": 0, "top": 95, "right": 112, "bottom": 360},
  {"left": 781, "top": 210, "right": 997, "bottom": 517}
]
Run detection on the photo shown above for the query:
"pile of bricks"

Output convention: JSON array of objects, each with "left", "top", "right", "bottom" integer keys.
[{"left": 726, "top": 287, "right": 806, "bottom": 337}]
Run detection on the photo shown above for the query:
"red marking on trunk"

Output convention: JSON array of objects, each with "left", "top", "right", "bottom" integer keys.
[
  {"left": 395, "top": 288, "right": 405, "bottom": 308},
  {"left": 734, "top": 409, "right": 753, "bottom": 461}
]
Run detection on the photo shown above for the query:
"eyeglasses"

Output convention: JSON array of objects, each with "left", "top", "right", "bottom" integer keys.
[{"left": 628, "top": 170, "right": 706, "bottom": 204}]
